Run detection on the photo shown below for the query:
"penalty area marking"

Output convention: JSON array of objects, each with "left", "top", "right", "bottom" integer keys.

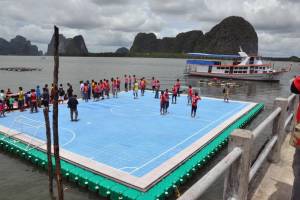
[{"left": 10, "top": 115, "right": 76, "bottom": 147}]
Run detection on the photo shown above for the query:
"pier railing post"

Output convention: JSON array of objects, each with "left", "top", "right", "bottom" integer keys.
[
  {"left": 269, "top": 98, "right": 288, "bottom": 163},
  {"left": 291, "top": 95, "right": 299, "bottom": 132},
  {"left": 223, "top": 129, "right": 253, "bottom": 200}
]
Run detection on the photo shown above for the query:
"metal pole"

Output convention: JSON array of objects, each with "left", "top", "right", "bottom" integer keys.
[{"left": 53, "top": 25, "right": 64, "bottom": 200}]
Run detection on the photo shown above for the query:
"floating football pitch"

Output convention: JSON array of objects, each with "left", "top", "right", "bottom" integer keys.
[{"left": 0, "top": 91, "right": 263, "bottom": 199}]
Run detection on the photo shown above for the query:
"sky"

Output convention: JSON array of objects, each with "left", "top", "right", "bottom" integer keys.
[{"left": 0, "top": 0, "right": 299, "bottom": 57}]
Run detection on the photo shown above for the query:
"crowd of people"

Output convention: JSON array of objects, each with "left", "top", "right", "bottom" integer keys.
[
  {"left": 77, "top": 76, "right": 201, "bottom": 117},
  {"left": 0, "top": 75, "right": 206, "bottom": 119},
  {"left": 0, "top": 83, "right": 74, "bottom": 116}
]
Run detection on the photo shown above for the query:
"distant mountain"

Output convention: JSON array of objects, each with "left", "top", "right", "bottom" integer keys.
[
  {"left": 46, "top": 34, "right": 88, "bottom": 56},
  {"left": 0, "top": 35, "right": 42, "bottom": 56},
  {"left": 130, "top": 16, "right": 258, "bottom": 55},
  {"left": 115, "top": 47, "right": 129, "bottom": 55}
]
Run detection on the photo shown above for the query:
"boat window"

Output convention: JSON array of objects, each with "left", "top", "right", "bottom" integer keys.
[{"left": 208, "top": 65, "right": 212, "bottom": 73}]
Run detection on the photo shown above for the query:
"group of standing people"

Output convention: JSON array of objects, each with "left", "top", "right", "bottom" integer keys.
[
  {"left": 0, "top": 83, "right": 74, "bottom": 116},
  {"left": 0, "top": 75, "right": 205, "bottom": 119}
]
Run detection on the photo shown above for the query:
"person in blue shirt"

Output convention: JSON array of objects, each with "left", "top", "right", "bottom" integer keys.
[{"left": 36, "top": 85, "right": 41, "bottom": 107}]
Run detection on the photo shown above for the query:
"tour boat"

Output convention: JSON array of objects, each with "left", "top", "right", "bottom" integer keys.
[{"left": 184, "top": 50, "right": 291, "bottom": 82}]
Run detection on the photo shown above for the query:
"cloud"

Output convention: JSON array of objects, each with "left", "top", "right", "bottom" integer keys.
[{"left": 0, "top": 0, "right": 299, "bottom": 56}]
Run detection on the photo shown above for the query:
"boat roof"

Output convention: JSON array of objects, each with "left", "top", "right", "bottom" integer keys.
[
  {"left": 187, "top": 52, "right": 241, "bottom": 59},
  {"left": 186, "top": 60, "right": 219, "bottom": 65}
]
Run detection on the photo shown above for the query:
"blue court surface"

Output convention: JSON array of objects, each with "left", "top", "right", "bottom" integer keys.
[{"left": 0, "top": 91, "right": 253, "bottom": 180}]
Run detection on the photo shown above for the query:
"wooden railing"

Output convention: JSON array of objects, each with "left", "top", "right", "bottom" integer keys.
[{"left": 178, "top": 93, "right": 298, "bottom": 200}]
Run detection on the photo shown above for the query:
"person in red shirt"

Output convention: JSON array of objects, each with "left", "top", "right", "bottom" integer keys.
[
  {"left": 160, "top": 91, "right": 165, "bottom": 115},
  {"left": 105, "top": 79, "right": 110, "bottom": 99},
  {"left": 110, "top": 78, "right": 118, "bottom": 98},
  {"left": 94, "top": 83, "right": 100, "bottom": 101},
  {"left": 164, "top": 89, "right": 169, "bottom": 114},
  {"left": 101, "top": 80, "right": 106, "bottom": 99},
  {"left": 140, "top": 78, "right": 146, "bottom": 96},
  {"left": 116, "top": 77, "right": 121, "bottom": 92},
  {"left": 187, "top": 85, "right": 193, "bottom": 105},
  {"left": 191, "top": 92, "right": 201, "bottom": 118},
  {"left": 83, "top": 83, "right": 89, "bottom": 102},
  {"left": 172, "top": 85, "right": 177, "bottom": 104},
  {"left": 175, "top": 79, "right": 181, "bottom": 97},
  {"left": 30, "top": 89, "right": 38, "bottom": 113},
  {"left": 151, "top": 77, "right": 156, "bottom": 92}
]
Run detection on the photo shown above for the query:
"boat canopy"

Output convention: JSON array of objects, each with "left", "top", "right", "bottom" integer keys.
[
  {"left": 187, "top": 52, "right": 241, "bottom": 59},
  {"left": 186, "top": 60, "right": 220, "bottom": 65}
]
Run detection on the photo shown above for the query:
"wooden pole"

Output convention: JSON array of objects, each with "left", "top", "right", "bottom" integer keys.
[
  {"left": 53, "top": 25, "right": 64, "bottom": 200},
  {"left": 43, "top": 107, "right": 53, "bottom": 193},
  {"left": 223, "top": 129, "right": 253, "bottom": 200}
]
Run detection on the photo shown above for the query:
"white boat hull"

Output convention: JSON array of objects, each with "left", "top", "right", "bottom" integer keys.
[{"left": 186, "top": 71, "right": 284, "bottom": 81}]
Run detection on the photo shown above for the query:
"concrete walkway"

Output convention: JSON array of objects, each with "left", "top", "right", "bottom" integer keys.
[{"left": 251, "top": 135, "right": 295, "bottom": 200}]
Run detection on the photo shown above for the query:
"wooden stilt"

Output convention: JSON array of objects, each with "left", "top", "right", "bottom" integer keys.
[
  {"left": 53, "top": 25, "right": 64, "bottom": 200},
  {"left": 43, "top": 107, "right": 53, "bottom": 193}
]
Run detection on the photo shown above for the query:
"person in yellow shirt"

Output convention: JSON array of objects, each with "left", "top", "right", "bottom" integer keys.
[
  {"left": 133, "top": 80, "right": 139, "bottom": 99},
  {"left": 18, "top": 87, "right": 25, "bottom": 112}
]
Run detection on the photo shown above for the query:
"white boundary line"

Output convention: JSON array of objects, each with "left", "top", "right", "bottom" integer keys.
[{"left": 129, "top": 104, "right": 245, "bottom": 174}]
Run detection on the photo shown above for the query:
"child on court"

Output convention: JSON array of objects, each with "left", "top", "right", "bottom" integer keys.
[
  {"left": 124, "top": 75, "right": 128, "bottom": 92},
  {"left": 94, "top": 83, "right": 100, "bottom": 101},
  {"left": 187, "top": 85, "right": 193, "bottom": 105},
  {"left": 112, "top": 78, "right": 118, "bottom": 98},
  {"left": 128, "top": 75, "right": 132, "bottom": 90},
  {"left": 223, "top": 84, "right": 230, "bottom": 103},
  {"left": 160, "top": 91, "right": 165, "bottom": 115},
  {"left": 116, "top": 77, "right": 121, "bottom": 92},
  {"left": 100, "top": 80, "right": 104, "bottom": 99},
  {"left": 133, "top": 80, "right": 139, "bottom": 99},
  {"left": 191, "top": 92, "right": 201, "bottom": 118},
  {"left": 105, "top": 79, "right": 110, "bottom": 99},
  {"left": 0, "top": 100, "right": 5, "bottom": 117},
  {"left": 30, "top": 89, "right": 38, "bottom": 113},
  {"left": 58, "top": 84, "right": 65, "bottom": 104},
  {"left": 83, "top": 83, "right": 89, "bottom": 102},
  {"left": 151, "top": 77, "right": 156, "bottom": 92},
  {"left": 164, "top": 89, "right": 169, "bottom": 114},
  {"left": 18, "top": 87, "right": 25, "bottom": 111},
  {"left": 155, "top": 80, "right": 160, "bottom": 99},
  {"left": 172, "top": 85, "right": 177, "bottom": 104},
  {"left": 175, "top": 79, "right": 181, "bottom": 97},
  {"left": 140, "top": 78, "right": 146, "bottom": 96},
  {"left": 42, "top": 87, "right": 50, "bottom": 109},
  {"left": 9, "top": 95, "right": 14, "bottom": 111}
]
